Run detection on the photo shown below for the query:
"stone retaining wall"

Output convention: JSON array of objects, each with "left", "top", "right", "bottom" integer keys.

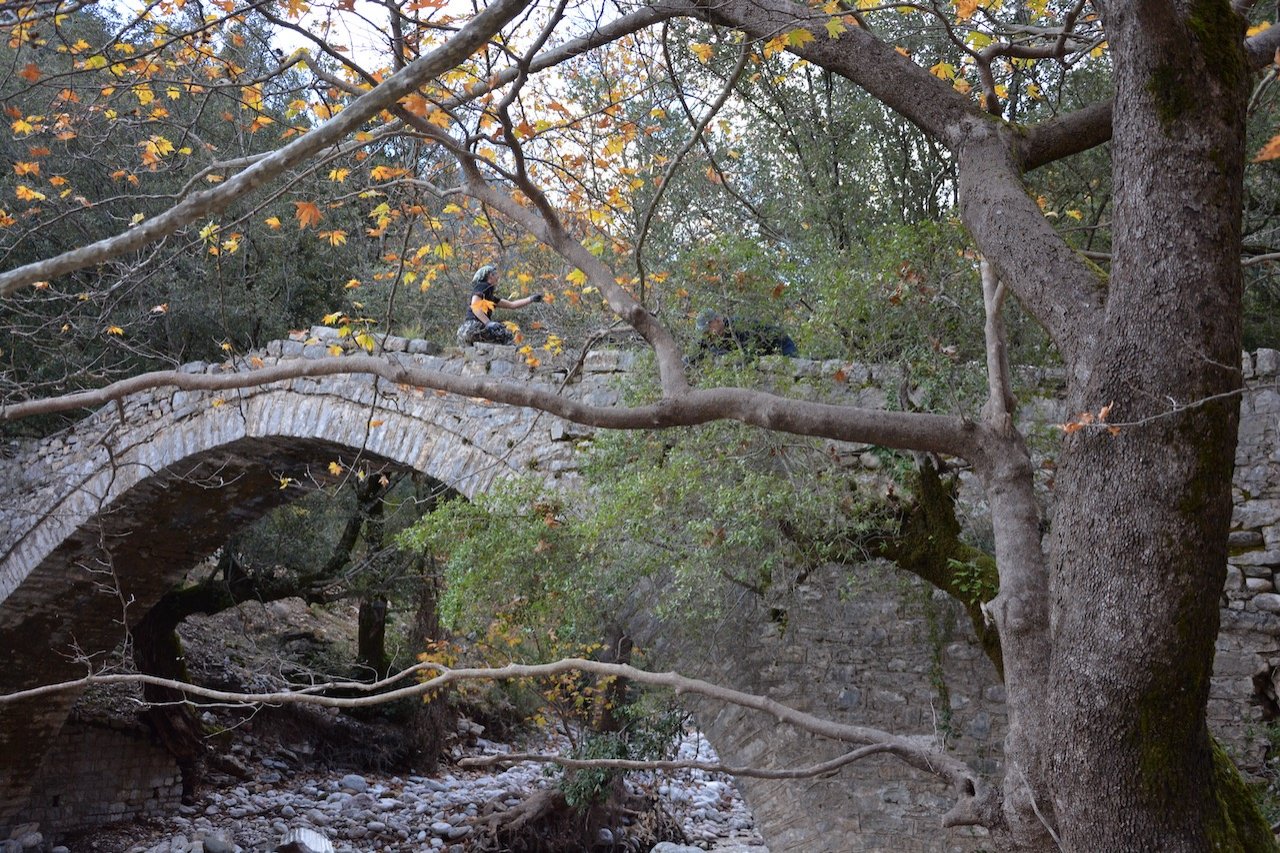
[{"left": 17, "top": 716, "right": 183, "bottom": 836}]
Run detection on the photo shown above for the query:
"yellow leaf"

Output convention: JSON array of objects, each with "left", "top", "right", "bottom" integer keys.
[
  {"left": 929, "top": 61, "right": 956, "bottom": 80},
  {"left": 690, "top": 42, "right": 714, "bottom": 63},
  {"left": 785, "top": 28, "right": 816, "bottom": 48},
  {"left": 328, "top": 167, "right": 350, "bottom": 182},
  {"left": 220, "top": 341, "right": 233, "bottom": 351},
  {"left": 250, "top": 356, "right": 265, "bottom": 368},
  {"left": 824, "top": 19, "right": 846, "bottom": 38},
  {"left": 566, "top": 268, "right": 588, "bottom": 286},
  {"left": 328, "top": 461, "right": 343, "bottom": 476},
  {"left": 1248, "top": 22, "right": 1271, "bottom": 37},
  {"left": 265, "top": 216, "right": 282, "bottom": 230},
  {"left": 955, "top": 0, "right": 979, "bottom": 18},
  {"left": 318, "top": 229, "right": 347, "bottom": 246},
  {"left": 369, "top": 419, "right": 384, "bottom": 428},
  {"left": 15, "top": 185, "right": 45, "bottom": 202},
  {"left": 1065, "top": 209, "right": 1083, "bottom": 220},
  {"left": 354, "top": 331, "right": 376, "bottom": 352},
  {"left": 13, "top": 161, "right": 39, "bottom": 176},
  {"left": 322, "top": 311, "right": 343, "bottom": 324},
  {"left": 345, "top": 278, "right": 361, "bottom": 289},
  {"left": 213, "top": 398, "right": 227, "bottom": 408},
  {"left": 474, "top": 297, "right": 495, "bottom": 314},
  {"left": 106, "top": 325, "right": 124, "bottom": 336},
  {"left": 327, "top": 344, "right": 344, "bottom": 356},
  {"left": 10, "top": 119, "right": 34, "bottom": 136}
]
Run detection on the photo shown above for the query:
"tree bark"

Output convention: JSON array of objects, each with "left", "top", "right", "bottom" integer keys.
[{"left": 1039, "top": 5, "right": 1271, "bottom": 849}]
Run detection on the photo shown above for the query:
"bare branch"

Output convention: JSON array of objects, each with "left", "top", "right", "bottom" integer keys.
[
  {"left": 1, "top": 657, "right": 988, "bottom": 812},
  {"left": 459, "top": 742, "right": 894, "bottom": 780}
]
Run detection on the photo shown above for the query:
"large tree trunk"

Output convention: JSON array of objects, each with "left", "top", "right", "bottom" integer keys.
[{"left": 1039, "top": 5, "right": 1271, "bottom": 848}]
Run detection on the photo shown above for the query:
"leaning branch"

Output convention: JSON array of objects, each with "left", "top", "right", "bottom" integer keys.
[
  {"left": 0, "top": 0, "right": 533, "bottom": 297},
  {"left": 460, "top": 742, "right": 893, "bottom": 780},
  {"left": 0, "top": 354, "right": 979, "bottom": 458},
  {"left": 0, "top": 657, "right": 988, "bottom": 818}
]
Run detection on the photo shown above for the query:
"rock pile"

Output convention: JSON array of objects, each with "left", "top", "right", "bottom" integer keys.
[{"left": 61, "top": 730, "right": 765, "bottom": 853}]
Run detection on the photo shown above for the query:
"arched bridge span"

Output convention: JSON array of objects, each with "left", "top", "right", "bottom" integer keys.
[{"left": 0, "top": 329, "right": 627, "bottom": 824}]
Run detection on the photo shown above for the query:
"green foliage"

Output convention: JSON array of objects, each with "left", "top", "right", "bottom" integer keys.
[
  {"left": 559, "top": 699, "right": 686, "bottom": 808},
  {"left": 947, "top": 557, "right": 998, "bottom": 606}
]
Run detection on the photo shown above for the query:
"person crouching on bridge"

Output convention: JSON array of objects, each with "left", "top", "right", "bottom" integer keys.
[{"left": 456, "top": 263, "right": 544, "bottom": 346}]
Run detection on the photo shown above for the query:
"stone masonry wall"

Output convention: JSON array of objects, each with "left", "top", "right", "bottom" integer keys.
[
  {"left": 632, "top": 348, "right": 1280, "bottom": 852},
  {"left": 18, "top": 715, "right": 183, "bottom": 836}
]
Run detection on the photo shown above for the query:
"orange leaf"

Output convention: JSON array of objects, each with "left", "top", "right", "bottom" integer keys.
[
  {"left": 1097, "top": 401, "right": 1114, "bottom": 421},
  {"left": 1256, "top": 132, "right": 1280, "bottom": 162},
  {"left": 19, "top": 63, "right": 40, "bottom": 83},
  {"left": 294, "top": 200, "right": 323, "bottom": 229}
]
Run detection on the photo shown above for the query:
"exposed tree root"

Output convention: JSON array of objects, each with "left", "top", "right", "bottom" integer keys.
[{"left": 467, "top": 783, "right": 685, "bottom": 852}]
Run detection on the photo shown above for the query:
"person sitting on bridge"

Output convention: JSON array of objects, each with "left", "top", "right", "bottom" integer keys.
[
  {"left": 456, "top": 263, "right": 544, "bottom": 346},
  {"left": 691, "top": 309, "right": 798, "bottom": 361}
]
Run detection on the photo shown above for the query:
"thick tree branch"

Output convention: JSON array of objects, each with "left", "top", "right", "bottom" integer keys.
[
  {"left": 0, "top": 0, "right": 533, "bottom": 297},
  {"left": 0, "top": 354, "right": 981, "bottom": 458}
]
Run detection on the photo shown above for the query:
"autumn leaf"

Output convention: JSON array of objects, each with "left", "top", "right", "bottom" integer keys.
[
  {"left": 929, "top": 61, "right": 957, "bottom": 81},
  {"left": 690, "top": 42, "right": 714, "bottom": 63},
  {"left": 328, "top": 167, "right": 350, "bottom": 182},
  {"left": 474, "top": 297, "right": 495, "bottom": 315},
  {"left": 1255, "top": 133, "right": 1280, "bottom": 162},
  {"left": 318, "top": 229, "right": 347, "bottom": 246},
  {"left": 19, "top": 63, "right": 40, "bottom": 83},
  {"left": 328, "top": 461, "right": 343, "bottom": 476},
  {"left": 13, "top": 162, "right": 38, "bottom": 177},
  {"left": 106, "top": 325, "right": 124, "bottom": 336},
  {"left": 824, "top": 18, "right": 846, "bottom": 38},
  {"left": 785, "top": 28, "right": 816, "bottom": 48},
  {"left": 294, "top": 200, "right": 324, "bottom": 229},
  {"left": 322, "top": 311, "right": 344, "bottom": 325},
  {"left": 15, "top": 185, "right": 45, "bottom": 202},
  {"left": 265, "top": 216, "right": 282, "bottom": 230},
  {"left": 354, "top": 331, "right": 376, "bottom": 352}
]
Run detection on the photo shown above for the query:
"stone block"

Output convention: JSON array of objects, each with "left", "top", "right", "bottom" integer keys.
[
  {"left": 1253, "top": 593, "right": 1280, "bottom": 613},
  {"left": 1256, "top": 348, "right": 1280, "bottom": 376}
]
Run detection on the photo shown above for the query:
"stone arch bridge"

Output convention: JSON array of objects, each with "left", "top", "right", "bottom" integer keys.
[
  {"left": 5, "top": 331, "right": 1280, "bottom": 850},
  {"left": 0, "top": 327, "right": 650, "bottom": 827}
]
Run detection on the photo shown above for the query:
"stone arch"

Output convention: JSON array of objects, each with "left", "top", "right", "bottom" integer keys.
[{"left": 0, "top": 351, "right": 589, "bottom": 824}]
